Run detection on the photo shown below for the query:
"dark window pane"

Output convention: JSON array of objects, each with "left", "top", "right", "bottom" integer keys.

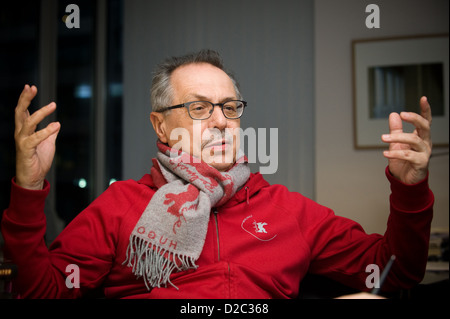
[
  {"left": 105, "top": 0, "right": 123, "bottom": 188},
  {"left": 0, "top": 1, "right": 40, "bottom": 213},
  {"left": 56, "top": 0, "right": 95, "bottom": 225}
]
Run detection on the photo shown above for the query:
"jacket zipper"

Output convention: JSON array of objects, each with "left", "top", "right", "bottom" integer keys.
[
  {"left": 214, "top": 208, "right": 232, "bottom": 297},
  {"left": 213, "top": 209, "right": 220, "bottom": 261}
]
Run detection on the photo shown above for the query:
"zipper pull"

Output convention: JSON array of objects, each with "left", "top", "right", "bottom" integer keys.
[{"left": 245, "top": 186, "right": 249, "bottom": 205}]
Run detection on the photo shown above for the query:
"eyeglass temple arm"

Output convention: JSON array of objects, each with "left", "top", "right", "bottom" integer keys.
[{"left": 157, "top": 104, "right": 184, "bottom": 112}]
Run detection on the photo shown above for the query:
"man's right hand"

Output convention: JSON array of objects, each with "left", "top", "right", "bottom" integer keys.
[{"left": 14, "top": 85, "right": 60, "bottom": 190}]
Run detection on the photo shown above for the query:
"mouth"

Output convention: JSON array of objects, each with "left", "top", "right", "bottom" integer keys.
[{"left": 204, "top": 139, "right": 232, "bottom": 152}]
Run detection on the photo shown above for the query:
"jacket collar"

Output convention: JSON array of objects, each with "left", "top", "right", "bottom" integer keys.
[{"left": 222, "top": 172, "right": 269, "bottom": 207}]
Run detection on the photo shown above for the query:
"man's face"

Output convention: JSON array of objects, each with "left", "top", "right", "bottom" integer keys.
[{"left": 150, "top": 63, "right": 241, "bottom": 171}]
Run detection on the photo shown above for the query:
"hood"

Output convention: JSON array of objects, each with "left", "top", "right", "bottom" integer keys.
[{"left": 221, "top": 172, "right": 270, "bottom": 208}]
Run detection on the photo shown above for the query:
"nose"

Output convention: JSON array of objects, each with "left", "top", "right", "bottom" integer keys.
[{"left": 208, "top": 105, "right": 228, "bottom": 129}]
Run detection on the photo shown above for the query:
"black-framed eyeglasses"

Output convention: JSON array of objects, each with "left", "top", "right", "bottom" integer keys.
[{"left": 156, "top": 100, "right": 247, "bottom": 120}]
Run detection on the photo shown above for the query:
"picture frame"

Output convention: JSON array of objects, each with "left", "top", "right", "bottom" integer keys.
[{"left": 352, "top": 34, "right": 449, "bottom": 149}]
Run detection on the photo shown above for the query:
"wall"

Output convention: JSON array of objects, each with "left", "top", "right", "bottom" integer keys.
[
  {"left": 123, "top": 0, "right": 449, "bottom": 236},
  {"left": 123, "top": 0, "right": 315, "bottom": 198},
  {"left": 315, "top": 0, "right": 449, "bottom": 234}
]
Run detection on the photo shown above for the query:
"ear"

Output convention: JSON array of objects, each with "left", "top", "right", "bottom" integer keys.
[{"left": 150, "top": 112, "right": 168, "bottom": 143}]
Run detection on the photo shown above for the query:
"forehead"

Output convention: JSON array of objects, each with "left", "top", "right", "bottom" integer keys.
[{"left": 170, "top": 63, "right": 237, "bottom": 101}]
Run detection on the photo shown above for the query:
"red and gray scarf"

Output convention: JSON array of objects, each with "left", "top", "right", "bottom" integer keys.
[{"left": 124, "top": 142, "right": 250, "bottom": 290}]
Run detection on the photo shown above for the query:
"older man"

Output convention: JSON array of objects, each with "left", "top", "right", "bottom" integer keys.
[{"left": 2, "top": 50, "right": 433, "bottom": 298}]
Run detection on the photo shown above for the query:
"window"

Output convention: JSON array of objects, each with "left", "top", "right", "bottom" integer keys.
[
  {"left": 0, "top": 0, "right": 123, "bottom": 241},
  {"left": 56, "top": 0, "right": 96, "bottom": 224},
  {"left": 368, "top": 63, "right": 444, "bottom": 119},
  {"left": 0, "top": 1, "right": 40, "bottom": 216}
]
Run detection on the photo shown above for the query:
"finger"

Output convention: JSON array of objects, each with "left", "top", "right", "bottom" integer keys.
[
  {"left": 18, "top": 102, "right": 57, "bottom": 137},
  {"left": 15, "top": 85, "right": 38, "bottom": 132},
  {"left": 16, "top": 84, "right": 38, "bottom": 113},
  {"left": 399, "top": 111, "right": 431, "bottom": 143},
  {"left": 383, "top": 149, "right": 427, "bottom": 166},
  {"left": 381, "top": 132, "right": 429, "bottom": 153},
  {"left": 23, "top": 122, "right": 61, "bottom": 149},
  {"left": 388, "top": 112, "right": 403, "bottom": 134},
  {"left": 382, "top": 112, "right": 404, "bottom": 152},
  {"left": 419, "top": 96, "right": 432, "bottom": 125}
]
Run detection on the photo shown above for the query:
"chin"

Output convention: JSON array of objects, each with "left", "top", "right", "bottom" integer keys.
[
  {"left": 202, "top": 148, "right": 236, "bottom": 171},
  {"left": 209, "top": 162, "right": 234, "bottom": 172},
  {"left": 206, "top": 154, "right": 235, "bottom": 171}
]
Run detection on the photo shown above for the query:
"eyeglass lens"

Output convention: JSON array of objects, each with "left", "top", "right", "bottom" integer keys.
[{"left": 188, "top": 101, "right": 244, "bottom": 119}]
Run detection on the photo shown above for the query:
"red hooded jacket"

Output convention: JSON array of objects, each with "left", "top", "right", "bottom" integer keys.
[{"left": 1, "top": 167, "right": 433, "bottom": 298}]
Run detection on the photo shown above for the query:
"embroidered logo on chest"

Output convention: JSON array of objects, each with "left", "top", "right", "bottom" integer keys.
[{"left": 241, "top": 215, "right": 277, "bottom": 242}]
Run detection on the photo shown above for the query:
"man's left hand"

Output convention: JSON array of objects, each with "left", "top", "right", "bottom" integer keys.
[{"left": 381, "top": 96, "right": 432, "bottom": 185}]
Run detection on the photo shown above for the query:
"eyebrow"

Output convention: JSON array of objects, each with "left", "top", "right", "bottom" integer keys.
[{"left": 185, "top": 94, "right": 237, "bottom": 103}]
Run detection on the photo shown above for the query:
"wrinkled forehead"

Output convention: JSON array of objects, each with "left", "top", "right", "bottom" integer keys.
[{"left": 170, "top": 63, "right": 238, "bottom": 102}]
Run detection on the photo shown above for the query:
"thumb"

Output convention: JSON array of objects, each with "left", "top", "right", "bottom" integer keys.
[
  {"left": 47, "top": 131, "right": 59, "bottom": 146},
  {"left": 388, "top": 112, "right": 403, "bottom": 134},
  {"left": 42, "top": 122, "right": 61, "bottom": 144},
  {"left": 38, "top": 122, "right": 60, "bottom": 149}
]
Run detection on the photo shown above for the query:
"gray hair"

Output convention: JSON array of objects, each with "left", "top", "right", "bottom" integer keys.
[{"left": 150, "top": 49, "right": 243, "bottom": 112}]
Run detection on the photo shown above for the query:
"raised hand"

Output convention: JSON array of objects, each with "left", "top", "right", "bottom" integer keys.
[
  {"left": 14, "top": 85, "right": 60, "bottom": 190},
  {"left": 381, "top": 96, "right": 432, "bottom": 185}
]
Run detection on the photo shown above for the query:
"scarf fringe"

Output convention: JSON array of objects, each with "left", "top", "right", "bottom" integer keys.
[{"left": 123, "top": 234, "right": 198, "bottom": 290}]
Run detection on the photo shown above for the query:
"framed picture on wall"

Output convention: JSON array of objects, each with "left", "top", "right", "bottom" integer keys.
[{"left": 352, "top": 34, "right": 449, "bottom": 149}]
